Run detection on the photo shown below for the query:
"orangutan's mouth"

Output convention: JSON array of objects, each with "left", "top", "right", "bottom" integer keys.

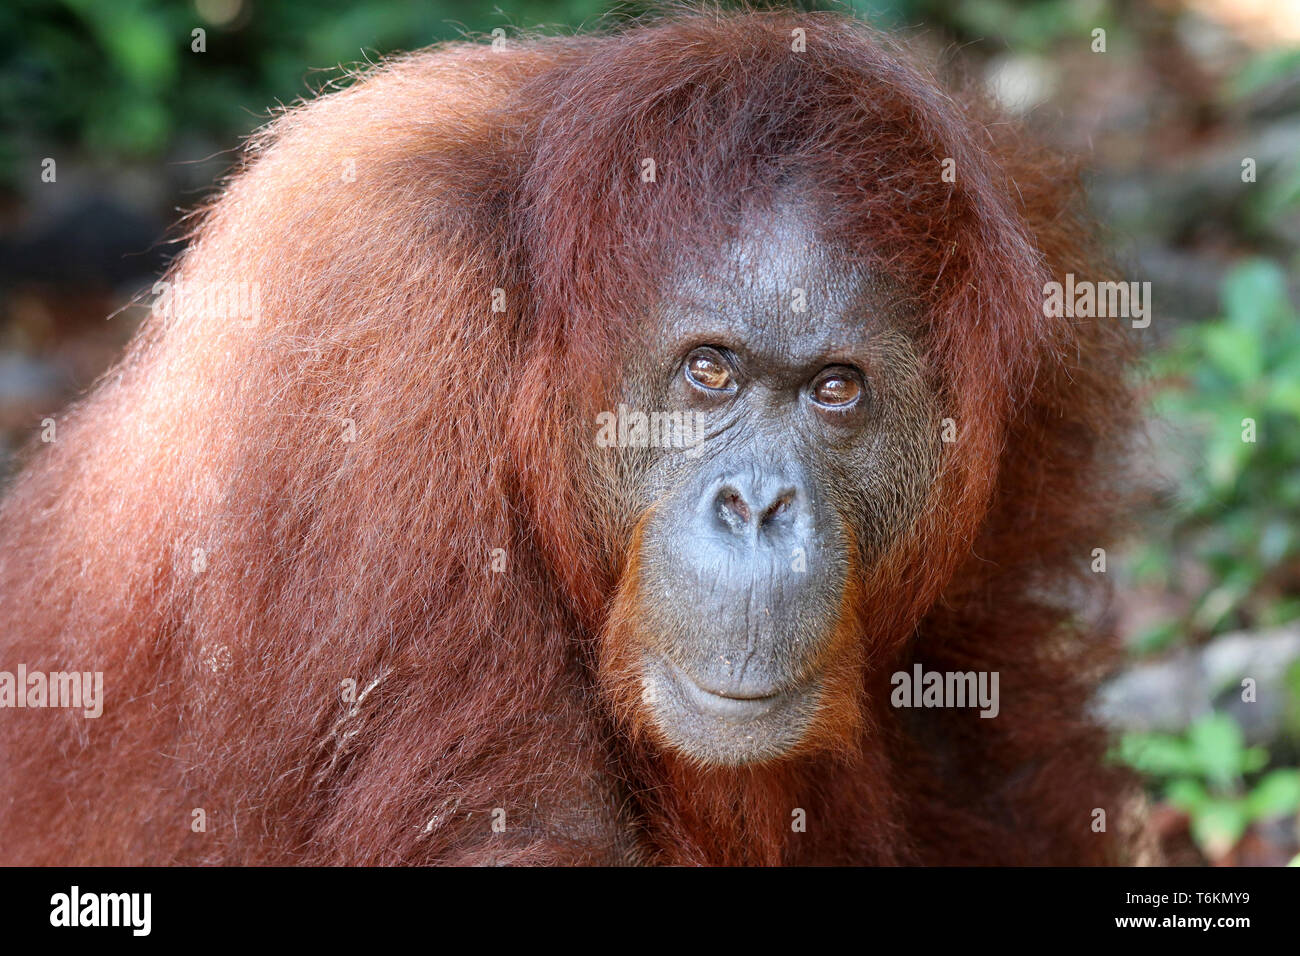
[{"left": 662, "top": 657, "right": 793, "bottom": 720}]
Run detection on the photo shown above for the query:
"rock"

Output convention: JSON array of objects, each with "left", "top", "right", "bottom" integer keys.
[{"left": 1096, "top": 625, "right": 1300, "bottom": 743}]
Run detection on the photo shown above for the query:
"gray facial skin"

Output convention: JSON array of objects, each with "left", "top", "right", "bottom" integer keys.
[{"left": 610, "top": 201, "right": 940, "bottom": 766}]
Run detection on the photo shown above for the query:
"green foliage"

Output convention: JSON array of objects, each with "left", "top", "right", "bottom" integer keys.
[
  {"left": 1244, "top": 155, "right": 1300, "bottom": 236},
  {"left": 1229, "top": 46, "right": 1300, "bottom": 100},
  {"left": 1133, "top": 260, "right": 1300, "bottom": 645},
  {"left": 1118, "top": 714, "right": 1300, "bottom": 858},
  {"left": 1, "top": 0, "right": 641, "bottom": 161},
  {"left": 0, "top": 0, "right": 1097, "bottom": 170},
  {"left": 929, "top": 0, "right": 1113, "bottom": 51},
  {"left": 1124, "top": 262, "right": 1300, "bottom": 857},
  {"left": 1284, "top": 658, "right": 1300, "bottom": 741}
]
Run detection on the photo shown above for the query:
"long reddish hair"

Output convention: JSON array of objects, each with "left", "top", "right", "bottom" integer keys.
[{"left": 0, "top": 7, "right": 1138, "bottom": 865}]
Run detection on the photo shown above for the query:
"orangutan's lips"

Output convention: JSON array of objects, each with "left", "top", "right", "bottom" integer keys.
[{"left": 664, "top": 659, "right": 788, "bottom": 719}]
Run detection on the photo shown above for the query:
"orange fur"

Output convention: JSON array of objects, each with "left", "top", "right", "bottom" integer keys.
[{"left": 0, "top": 8, "right": 1138, "bottom": 865}]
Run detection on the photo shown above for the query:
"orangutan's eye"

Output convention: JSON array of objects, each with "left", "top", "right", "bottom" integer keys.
[
  {"left": 685, "top": 348, "right": 735, "bottom": 392},
  {"left": 810, "top": 367, "right": 864, "bottom": 409}
]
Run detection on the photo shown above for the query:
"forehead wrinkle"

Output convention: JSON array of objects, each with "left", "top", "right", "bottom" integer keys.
[{"left": 660, "top": 209, "right": 874, "bottom": 364}]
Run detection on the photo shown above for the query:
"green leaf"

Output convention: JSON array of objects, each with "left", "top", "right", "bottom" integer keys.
[
  {"left": 1245, "top": 770, "right": 1300, "bottom": 819},
  {"left": 1242, "top": 746, "right": 1270, "bottom": 775},
  {"left": 1230, "top": 48, "right": 1300, "bottom": 100},
  {"left": 1266, "top": 376, "right": 1300, "bottom": 418},
  {"left": 1165, "top": 777, "right": 1209, "bottom": 813},
  {"left": 1192, "top": 581, "right": 1247, "bottom": 633},
  {"left": 1131, "top": 619, "right": 1180, "bottom": 655},
  {"left": 1203, "top": 324, "right": 1263, "bottom": 385},
  {"left": 1188, "top": 714, "right": 1246, "bottom": 786},
  {"left": 1221, "top": 260, "right": 1290, "bottom": 333},
  {"left": 1116, "top": 732, "right": 1198, "bottom": 777},
  {"left": 1190, "top": 799, "right": 1249, "bottom": 859}
]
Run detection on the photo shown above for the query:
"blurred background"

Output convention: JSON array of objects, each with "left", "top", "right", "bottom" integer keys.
[{"left": 2, "top": 0, "right": 1299, "bottom": 865}]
